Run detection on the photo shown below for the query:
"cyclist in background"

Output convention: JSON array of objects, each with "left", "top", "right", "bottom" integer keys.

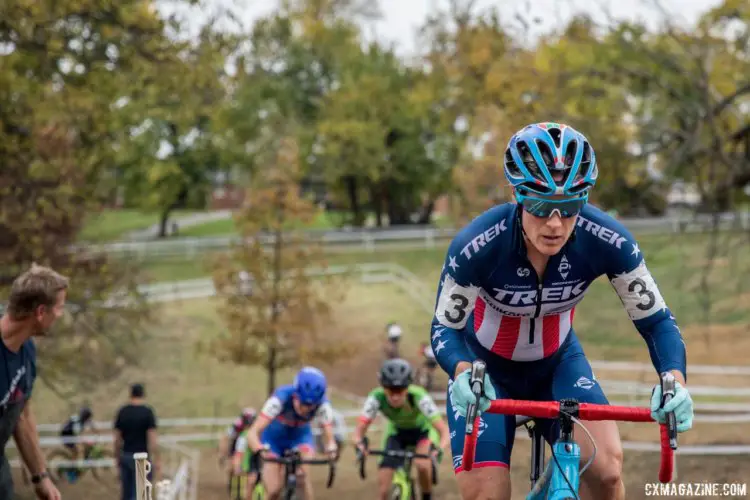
[
  {"left": 352, "top": 358, "right": 450, "bottom": 500},
  {"left": 314, "top": 408, "right": 345, "bottom": 461},
  {"left": 232, "top": 426, "right": 261, "bottom": 499},
  {"left": 430, "top": 122, "right": 693, "bottom": 500},
  {"left": 416, "top": 342, "right": 437, "bottom": 391},
  {"left": 60, "top": 406, "right": 95, "bottom": 460},
  {"left": 383, "top": 322, "right": 402, "bottom": 359},
  {"left": 219, "top": 408, "right": 256, "bottom": 489},
  {"left": 244, "top": 367, "right": 338, "bottom": 500}
]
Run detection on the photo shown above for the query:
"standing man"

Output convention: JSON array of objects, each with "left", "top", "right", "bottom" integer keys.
[
  {"left": 0, "top": 264, "right": 67, "bottom": 500},
  {"left": 114, "top": 383, "right": 159, "bottom": 500}
]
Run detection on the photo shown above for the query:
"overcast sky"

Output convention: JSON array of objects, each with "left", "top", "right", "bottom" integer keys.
[{"left": 158, "top": 0, "right": 724, "bottom": 56}]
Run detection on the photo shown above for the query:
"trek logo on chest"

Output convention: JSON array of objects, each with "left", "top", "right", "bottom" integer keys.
[
  {"left": 459, "top": 221, "right": 508, "bottom": 260},
  {"left": 576, "top": 216, "right": 627, "bottom": 249},
  {"left": 492, "top": 282, "right": 586, "bottom": 304}
]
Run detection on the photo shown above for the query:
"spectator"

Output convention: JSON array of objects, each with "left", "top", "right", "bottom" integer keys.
[
  {"left": 0, "top": 264, "right": 67, "bottom": 500},
  {"left": 114, "top": 383, "right": 159, "bottom": 500}
]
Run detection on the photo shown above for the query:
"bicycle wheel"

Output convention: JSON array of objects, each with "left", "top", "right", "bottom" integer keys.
[
  {"left": 388, "top": 483, "right": 406, "bottom": 500},
  {"left": 251, "top": 482, "right": 266, "bottom": 500},
  {"left": 284, "top": 484, "right": 298, "bottom": 500},
  {"left": 46, "top": 449, "right": 74, "bottom": 483},
  {"left": 90, "top": 447, "right": 117, "bottom": 483}
]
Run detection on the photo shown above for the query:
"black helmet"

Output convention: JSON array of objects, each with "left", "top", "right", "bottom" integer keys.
[
  {"left": 80, "top": 406, "right": 92, "bottom": 421},
  {"left": 379, "top": 358, "right": 412, "bottom": 388}
]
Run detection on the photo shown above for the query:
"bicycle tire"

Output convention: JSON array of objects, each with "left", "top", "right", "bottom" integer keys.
[
  {"left": 46, "top": 449, "right": 74, "bottom": 483},
  {"left": 251, "top": 482, "right": 266, "bottom": 500},
  {"left": 388, "top": 483, "right": 404, "bottom": 500},
  {"left": 229, "top": 474, "right": 240, "bottom": 500},
  {"left": 90, "top": 447, "right": 117, "bottom": 483},
  {"left": 284, "top": 485, "right": 298, "bottom": 500}
]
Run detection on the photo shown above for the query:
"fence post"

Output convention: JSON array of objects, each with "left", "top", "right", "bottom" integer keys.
[
  {"left": 425, "top": 229, "right": 435, "bottom": 249},
  {"left": 363, "top": 233, "right": 375, "bottom": 252},
  {"left": 134, "top": 452, "right": 153, "bottom": 500}
]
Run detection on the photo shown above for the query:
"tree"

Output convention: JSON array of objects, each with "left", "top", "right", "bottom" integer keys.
[
  {"left": 216, "top": 0, "right": 368, "bottom": 200},
  {"left": 0, "top": 122, "right": 151, "bottom": 397},
  {"left": 207, "top": 134, "right": 351, "bottom": 395},
  {"left": 117, "top": 24, "right": 237, "bottom": 237},
  {"left": 0, "top": 0, "right": 190, "bottom": 392},
  {"left": 315, "top": 42, "right": 463, "bottom": 226},
  {"left": 582, "top": 1, "right": 750, "bottom": 212}
]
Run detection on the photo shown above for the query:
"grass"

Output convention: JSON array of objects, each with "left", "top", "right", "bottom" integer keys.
[
  {"left": 177, "top": 210, "right": 350, "bottom": 238},
  {"left": 178, "top": 210, "right": 460, "bottom": 238},
  {"left": 79, "top": 209, "right": 201, "bottom": 242}
]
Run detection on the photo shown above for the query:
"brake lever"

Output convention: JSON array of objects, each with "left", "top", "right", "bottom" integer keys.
[
  {"left": 660, "top": 371, "right": 678, "bottom": 450},
  {"left": 465, "top": 360, "right": 486, "bottom": 435}
]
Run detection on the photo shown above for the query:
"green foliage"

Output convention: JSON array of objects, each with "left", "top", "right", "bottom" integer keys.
[
  {"left": 206, "top": 135, "right": 353, "bottom": 395},
  {"left": 0, "top": 0, "right": 169, "bottom": 393}
]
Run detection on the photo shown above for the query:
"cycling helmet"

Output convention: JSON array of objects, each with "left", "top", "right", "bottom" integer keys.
[
  {"left": 379, "top": 358, "right": 413, "bottom": 389},
  {"left": 386, "top": 323, "right": 402, "bottom": 340},
  {"left": 293, "top": 367, "right": 327, "bottom": 405},
  {"left": 241, "top": 407, "right": 256, "bottom": 424},
  {"left": 504, "top": 122, "right": 598, "bottom": 201}
]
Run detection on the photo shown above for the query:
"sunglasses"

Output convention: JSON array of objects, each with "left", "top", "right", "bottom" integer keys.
[{"left": 519, "top": 195, "right": 587, "bottom": 218}]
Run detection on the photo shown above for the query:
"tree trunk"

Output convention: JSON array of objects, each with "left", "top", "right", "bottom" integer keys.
[
  {"left": 267, "top": 345, "right": 277, "bottom": 397},
  {"left": 370, "top": 183, "right": 384, "bottom": 227},
  {"left": 417, "top": 199, "right": 435, "bottom": 224},
  {"left": 345, "top": 176, "right": 363, "bottom": 226},
  {"left": 387, "top": 189, "right": 410, "bottom": 225},
  {"left": 268, "top": 186, "right": 284, "bottom": 396},
  {"left": 158, "top": 209, "right": 171, "bottom": 238}
]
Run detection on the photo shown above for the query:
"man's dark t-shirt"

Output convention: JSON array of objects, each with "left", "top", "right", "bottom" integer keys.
[
  {"left": 115, "top": 405, "right": 157, "bottom": 453},
  {"left": 0, "top": 314, "right": 37, "bottom": 496},
  {"left": 0, "top": 334, "right": 36, "bottom": 448}
]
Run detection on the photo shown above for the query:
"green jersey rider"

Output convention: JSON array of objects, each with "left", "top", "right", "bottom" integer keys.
[{"left": 352, "top": 358, "right": 450, "bottom": 500}]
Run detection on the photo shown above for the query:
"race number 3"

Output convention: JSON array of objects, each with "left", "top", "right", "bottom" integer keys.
[
  {"left": 627, "top": 278, "right": 656, "bottom": 311},
  {"left": 610, "top": 261, "right": 666, "bottom": 320},
  {"left": 435, "top": 274, "right": 478, "bottom": 329}
]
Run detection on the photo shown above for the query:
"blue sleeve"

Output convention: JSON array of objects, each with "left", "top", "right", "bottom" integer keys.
[
  {"left": 601, "top": 222, "right": 687, "bottom": 380},
  {"left": 430, "top": 229, "right": 484, "bottom": 379}
]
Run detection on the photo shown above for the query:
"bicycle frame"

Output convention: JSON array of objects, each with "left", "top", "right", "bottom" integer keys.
[
  {"left": 462, "top": 361, "right": 678, "bottom": 500},
  {"left": 391, "top": 462, "right": 415, "bottom": 499},
  {"left": 525, "top": 408, "right": 582, "bottom": 500},
  {"left": 356, "top": 437, "right": 438, "bottom": 500}
]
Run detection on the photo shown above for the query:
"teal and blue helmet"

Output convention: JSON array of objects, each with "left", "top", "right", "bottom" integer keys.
[{"left": 504, "top": 122, "right": 598, "bottom": 217}]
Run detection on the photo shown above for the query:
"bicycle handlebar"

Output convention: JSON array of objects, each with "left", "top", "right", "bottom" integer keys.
[
  {"left": 356, "top": 438, "right": 439, "bottom": 485},
  {"left": 462, "top": 360, "right": 676, "bottom": 484},
  {"left": 260, "top": 451, "right": 337, "bottom": 488}
]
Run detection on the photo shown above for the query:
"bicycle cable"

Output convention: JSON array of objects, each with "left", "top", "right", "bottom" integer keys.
[{"left": 570, "top": 415, "right": 597, "bottom": 476}]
